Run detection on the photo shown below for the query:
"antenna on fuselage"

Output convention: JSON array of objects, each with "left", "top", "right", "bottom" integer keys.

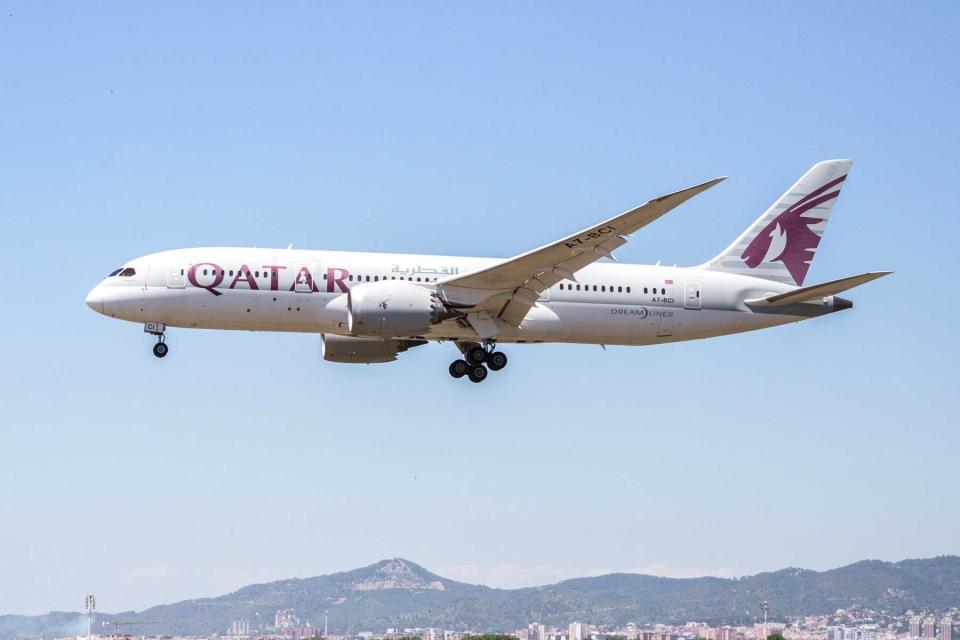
[{"left": 286, "top": 243, "right": 293, "bottom": 250}]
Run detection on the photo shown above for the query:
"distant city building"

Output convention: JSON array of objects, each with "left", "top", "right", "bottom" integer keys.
[
  {"left": 754, "top": 623, "right": 783, "bottom": 640},
  {"left": 912, "top": 619, "right": 924, "bottom": 638},
  {"left": 828, "top": 625, "right": 878, "bottom": 640},
  {"left": 941, "top": 618, "right": 953, "bottom": 640},
  {"left": 924, "top": 619, "right": 938, "bottom": 639},
  {"left": 529, "top": 623, "right": 546, "bottom": 640},
  {"left": 229, "top": 620, "right": 250, "bottom": 636},
  {"left": 570, "top": 623, "right": 587, "bottom": 640},
  {"left": 274, "top": 609, "right": 299, "bottom": 630},
  {"left": 717, "top": 627, "right": 737, "bottom": 640}
]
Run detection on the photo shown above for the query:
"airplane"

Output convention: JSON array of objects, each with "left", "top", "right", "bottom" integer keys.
[{"left": 85, "top": 159, "right": 890, "bottom": 383}]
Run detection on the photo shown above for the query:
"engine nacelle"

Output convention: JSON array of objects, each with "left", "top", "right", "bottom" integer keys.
[
  {"left": 321, "top": 334, "right": 425, "bottom": 364},
  {"left": 347, "top": 280, "right": 457, "bottom": 338}
]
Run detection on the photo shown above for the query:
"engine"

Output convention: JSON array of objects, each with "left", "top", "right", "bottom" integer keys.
[
  {"left": 321, "top": 334, "right": 426, "bottom": 364},
  {"left": 347, "top": 280, "right": 458, "bottom": 338}
]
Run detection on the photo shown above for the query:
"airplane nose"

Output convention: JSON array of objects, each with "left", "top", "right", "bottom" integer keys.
[{"left": 85, "top": 287, "right": 103, "bottom": 314}]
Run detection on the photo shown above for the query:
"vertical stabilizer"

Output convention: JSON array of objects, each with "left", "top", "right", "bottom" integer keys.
[{"left": 703, "top": 159, "right": 852, "bottom": 285}]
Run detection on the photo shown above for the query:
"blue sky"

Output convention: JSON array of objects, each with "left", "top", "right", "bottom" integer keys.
[{"left": 1, "top": 1, "right": 958, "bottom": 616}]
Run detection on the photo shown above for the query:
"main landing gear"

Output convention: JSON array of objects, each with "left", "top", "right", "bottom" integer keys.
[
  {"left": 449, "top": 341, "right": 508, "bottom": 383},
  {"left": 145, "top": 322, "right": 168, "bottom": 358}
]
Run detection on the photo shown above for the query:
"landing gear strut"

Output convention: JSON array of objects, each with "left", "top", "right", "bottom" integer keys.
[
  {"left": 449, "top": 341, "right": 508, "bottom": 383},
  {"left": 145, "top": 322, "right": 168, "bottom": 358}
]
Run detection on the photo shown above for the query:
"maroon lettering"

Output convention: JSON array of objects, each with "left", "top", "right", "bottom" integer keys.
[
  {"left": 263, "top": 265, "right": 286, "bottom": 291},
  {"left": 289, "top": 266, "right": 319, "bottom": 292},
  {"left": 326, "top": 267, "right": 349, "bottom": 293},
  {"left": 229, "top": 264, "right": 259, "bottom": 290},
  {"left": 187, "top": 262, "right": 224, "bottom": 296}
]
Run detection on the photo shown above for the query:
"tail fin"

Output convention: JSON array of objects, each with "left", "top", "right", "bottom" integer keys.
[{"left": 703, "top": 159, "right": 853, "bottom": 285}]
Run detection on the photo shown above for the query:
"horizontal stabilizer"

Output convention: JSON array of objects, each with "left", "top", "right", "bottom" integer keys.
[{"left": 745, "top": 271, "right": 892, "bottom": 307}]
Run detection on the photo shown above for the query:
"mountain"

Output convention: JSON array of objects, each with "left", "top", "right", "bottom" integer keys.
[{"left": 3, "top": 556, "right": 960, "bottom": 638}]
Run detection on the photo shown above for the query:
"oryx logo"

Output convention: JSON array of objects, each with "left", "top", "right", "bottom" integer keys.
[
  {"left": 378, "top": 299, "right": 390, "bottom": 310},
  {"left": 741, "top": 175, "right": 846, "bottom": 285}
]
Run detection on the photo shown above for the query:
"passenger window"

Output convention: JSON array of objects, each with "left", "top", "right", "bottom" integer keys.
[
  {"left": 618, "top": 286, "right": 622, "bottom": 293},
  {"left": 661, "top": 287, "right": 666, "bottom": 294},
  {"left": 366, "top": 276, "right": 371, "bottom": 282},
  {"left": 576, "top": 284, "right": 581, "bottom": 291},
  {"left": 593, "top": 285, "right": 597, "bottom": 291},
  {"left": 644, "top": 287, "right": 648, "bottom": 294},
  {"left": 349, "top": 275, "right": 354, "bottom": 281},
  {"left": 626, "top": 287, "right": 631, "bottom": 293},
  {"left": 203, "top": 269, "right": 208, "bottom": 276}
]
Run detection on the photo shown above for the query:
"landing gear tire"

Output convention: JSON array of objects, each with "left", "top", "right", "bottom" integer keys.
[
  {"left": 466, "top": 346, "right": 487, "bottom": 365},
  {"left": 487, "top": 351, "right": 508, "bottom": 371},
  {"left": 152, "top": 342, "right": 169, "bottom": 358},
  {"left": 467, "top": 365, "right": 488, "bottom": 383},
  {"left": 449, "top": 359, "right": 469, "bottom": 379}
]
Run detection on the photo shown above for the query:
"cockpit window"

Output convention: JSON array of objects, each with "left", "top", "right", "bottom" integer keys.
[
  {"left": 108, "top": 269, "right": 122, "bottom": 277},
  {"left": 119, "top": 267, "right": 136, "bottom": 277}
]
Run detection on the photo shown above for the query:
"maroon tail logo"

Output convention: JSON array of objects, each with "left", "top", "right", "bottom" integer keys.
[{"left": 741, "top": 175, "right": 846, "bottom": 285}]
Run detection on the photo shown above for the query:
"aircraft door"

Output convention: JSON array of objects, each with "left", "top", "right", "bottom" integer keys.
[
  {"left": 167, "top": 265, "right": 186, "bottom": 289},
  {"left": 684, "top": 281, "right": 702, "bottom": 309}
]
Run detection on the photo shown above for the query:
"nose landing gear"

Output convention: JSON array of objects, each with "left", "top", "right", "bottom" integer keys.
[
  {"left": 152, "top": 340, "right": 168, "bottom": 358},
  {"left": 145, "top": 322, "right": 168, "bottom": 358},
  {"left": 449, "top": 341, "right": 508, "bottom": 383}
]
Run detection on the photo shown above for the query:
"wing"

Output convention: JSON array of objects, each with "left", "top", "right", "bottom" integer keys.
[{"left": 438, "top": 176, "right": 726, "bottom": 333}]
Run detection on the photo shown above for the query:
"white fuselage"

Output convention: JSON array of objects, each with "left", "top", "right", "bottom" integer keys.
[{"left": 85, "top": 247, "right": 839, "bottom": 346}]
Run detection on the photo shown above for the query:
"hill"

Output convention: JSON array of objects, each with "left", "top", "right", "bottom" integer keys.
[{"left": 3, "top": 556, "right": 960, "bottom": 637}]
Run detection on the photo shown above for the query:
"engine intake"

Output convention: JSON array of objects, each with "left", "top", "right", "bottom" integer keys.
[{"left": 347, "top": 280, "right": 458, "bottom": 338}]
